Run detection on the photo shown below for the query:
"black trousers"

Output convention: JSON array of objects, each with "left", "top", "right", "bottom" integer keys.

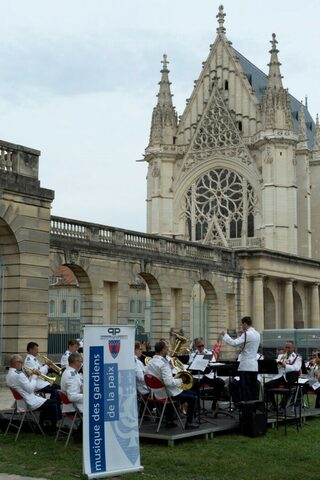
[
  {"left": 35, "top": 399, "right": 58, "bottom": 431},
  {"left": 230, "top": 377, "right": 260, "bottom": 405},
  {"left": 165, "top": 390, "right": 197, "bottom": 424},
  {"left": 239, "top": 371, "right": 259, "bottom": 402}
]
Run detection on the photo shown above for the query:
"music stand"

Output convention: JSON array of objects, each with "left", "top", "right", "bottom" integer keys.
[
  {"left": 210, "top": 362, "right": 239, "bottom": 418},
  {"left": 258, "top": 359, "right": 278, "bottom": 403},
  {"left": 188, "top": 355, "right": 213, "bottom": 424}
]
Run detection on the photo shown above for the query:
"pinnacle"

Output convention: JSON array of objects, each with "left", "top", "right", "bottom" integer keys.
[
  {"left": 157, "top": 53, "right": 174, "bottom": 108},
  {"left": 267, "top": 33, "right": 283, "bottom": 90},
  {"left": 216, "top": 4, "right": 226, "bottom": 35}
]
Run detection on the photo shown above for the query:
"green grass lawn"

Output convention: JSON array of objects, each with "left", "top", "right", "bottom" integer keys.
[{"left": 1, "top": 419, "right": 320, "bottom": 480}]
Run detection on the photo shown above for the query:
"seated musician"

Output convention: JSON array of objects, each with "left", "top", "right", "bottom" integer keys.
[
  {"left": 24, "top": 341, "right": 60, "bottom": 403},
  {"left": 189, "top": 337, "right": 225, "bottom": 410},
  {"left": 145, "top": 340, "right": 199, "bottom": 429},
  {"left": 60, "top": 339, "right": 80, "bottom": 369},
  {"left": 302, "top": 352, "right": 320, "bottom": 408},
  {"left": 306, "top": 350, "right": 319, "bottom": 370},
  {"left": 6, "top": 354, "right": 58, "bottom": 433},
  {"left": 135, "top": 341, "right": 149, "bottom": 414},
  {"left": 60, "top": 352, "right": 83, "bottom": 413},
  {"left": 264, "top": 340, "right": 302, "bottom": 410}
]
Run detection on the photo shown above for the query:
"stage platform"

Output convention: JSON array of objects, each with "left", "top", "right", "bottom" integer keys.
[{"left": 139, "top": 406, "right": 320, "bottom": 446}]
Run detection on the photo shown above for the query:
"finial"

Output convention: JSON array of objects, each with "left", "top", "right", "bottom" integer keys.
[
  {"left": 305, "top": 95, "right": 308, "bottom": 108},
  {"left": 270, "top": 33, "right": 278, "bottom": 53},
  {"left": 161, "top": 54, "right": 169, "bottom": 71},
  {"left": 216, "top": 4, "right": 226, "bottom": 34},
  {"left": 316, "top": 114, "right": 319, "bottom": 127}
]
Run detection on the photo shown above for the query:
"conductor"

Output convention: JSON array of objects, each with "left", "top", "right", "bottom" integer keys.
[{"left": 221, "top": 316, "right": 260, "bottom": 402}]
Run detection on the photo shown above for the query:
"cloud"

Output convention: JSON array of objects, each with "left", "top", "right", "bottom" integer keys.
[{"left": 0, "top": 0, "right": 319, "bottom": 233}]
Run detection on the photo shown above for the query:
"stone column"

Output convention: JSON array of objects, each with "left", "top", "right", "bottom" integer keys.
[
  {"left": 310, "top": 283, "right": 320, "bottom": 328},
  {"left": 283, "top": 279, "right": 294, "bottom": 329},
  {"left": 252, "top": 275, "right": 264, "bottom": 333},
  {"left": 242, "top": 274, "right": 252, "bottom": 318}
]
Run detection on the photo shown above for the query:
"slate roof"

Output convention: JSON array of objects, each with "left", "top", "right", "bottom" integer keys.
[{"left": 233, "top": 48, "right": 315, "bottom": 148}]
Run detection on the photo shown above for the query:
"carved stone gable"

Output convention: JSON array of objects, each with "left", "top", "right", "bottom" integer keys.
[{"left": 176, "top": 85, "right": 253, "bottom": 184}]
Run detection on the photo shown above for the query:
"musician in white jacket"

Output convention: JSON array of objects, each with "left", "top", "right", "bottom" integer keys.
[
  {"left": 264, "top": 340, "right": 302, "bottom": 409},
  {"left": 60, "top": 352, "right": 83, "bottom": 413},
  {"left": 145, "top": 340, "right": 198, "bottom": 429},
  {"left": 6, "top": 355, "right": 58, "bottom": 432},
  {"left": 24, "top": 342, "right": 60, "bottom": 406},
  {"left": 222, "top": 316, "right": 260, "bottom": 402}
]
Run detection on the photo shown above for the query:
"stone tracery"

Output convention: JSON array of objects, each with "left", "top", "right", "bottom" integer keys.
[{"left": 185, "top": 167, "right": 257, "bottom": 245}]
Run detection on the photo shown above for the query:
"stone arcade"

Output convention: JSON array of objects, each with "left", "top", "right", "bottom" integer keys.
[{"left": 0, "top": 6, "right": 320, "bottom": 364}]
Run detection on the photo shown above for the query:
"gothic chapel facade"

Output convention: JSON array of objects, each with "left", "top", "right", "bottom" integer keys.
[{"left": 145, "top": 6, "right": 320, "bottom": 333}]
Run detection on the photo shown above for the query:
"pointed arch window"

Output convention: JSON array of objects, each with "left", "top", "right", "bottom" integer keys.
[{"left": 185, "top": 168, "right": 257, "bottom": 246}]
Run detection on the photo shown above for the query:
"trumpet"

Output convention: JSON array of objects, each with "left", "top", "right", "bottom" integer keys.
[
  {"left": 38, "top": 354, "right": 62, "bottom": 375},
  {"left": 23, "top": 367, "right": 55, "bottom": 385},
  {"left": 277, "top": 352, "right": 288, "bottom": 368}
]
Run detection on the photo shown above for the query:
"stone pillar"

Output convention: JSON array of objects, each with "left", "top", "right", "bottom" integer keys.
[
  {"left": 252, "top": 275, "right": 264, "bottom": 333},
  {"left": 242, "top": 274, "right": 252, "bottom": 318},
  {"left": 310, "top": 283, "right": 320, "bottom": 328},
  {"left": 284, "top": 279, "right": 294, "bottom": 329}
]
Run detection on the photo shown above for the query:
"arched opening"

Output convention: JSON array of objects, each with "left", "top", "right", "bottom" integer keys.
[
  {"left": 264, "top": 287, "right": 276, "bottom": 329},
  {"left": 190, "top": 280, "right": 218, "bottom": 346},
  {"left": 48, "top": 264, "right": 91, "bottom": 360},
  {"left": 134, "top": 272, "right": 162, "bottom": 348},
  {"left": 294, "top": 290, "right": 304, "bottom": 329},
  {"left": 0, "top": 218, "right": 20, "bottom": 364}
]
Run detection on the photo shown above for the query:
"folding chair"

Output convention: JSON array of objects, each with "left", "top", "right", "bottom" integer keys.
[
  {"left": 139, "top": 374, "right": 184, "bottom": 432},
  {"left": 55, "top": 391, "right": 82, "bottom": 447},
  {"left": 4, "top": 388, "right": 45, "bottom": 441},
  {"left": 267, "top": 372, "right": 302, "bottom": 434}
]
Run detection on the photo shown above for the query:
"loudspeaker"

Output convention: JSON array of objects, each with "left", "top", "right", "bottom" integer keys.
[{"left": 239, "top": 400, "right": 267, "bottom": 437}]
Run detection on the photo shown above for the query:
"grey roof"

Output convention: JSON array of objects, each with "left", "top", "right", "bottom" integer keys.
[{"left": 233, "top": 48, "right": 315, "bottom": 148}]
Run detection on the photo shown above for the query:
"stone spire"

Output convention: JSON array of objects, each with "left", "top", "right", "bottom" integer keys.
[
  {"left": 314, "top": 113, "right": 320, "bottom": 150},
  {"left": 267, "top": 33, "right": 283, "bottom": 90},
  {"left": 261, "top": 34, "right": 293, "bottom": 130},
  {"left": 148, "top": 54, "right": 177, "bottom": 146},
  {"left": 298, "top": 102, "right": 308, "bottom": 146},
  {"left": 216, "top": 4, "right": 226, "bottom": 35}
]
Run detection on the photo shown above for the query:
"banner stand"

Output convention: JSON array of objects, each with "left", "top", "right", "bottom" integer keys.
[{"left": 83, "top": 325, "right": 144, "bottom": 478}]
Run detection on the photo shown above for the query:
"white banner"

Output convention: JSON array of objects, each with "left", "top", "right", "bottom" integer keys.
[{"left": 83, "top": 325, "right": 143, "bottom": 478}]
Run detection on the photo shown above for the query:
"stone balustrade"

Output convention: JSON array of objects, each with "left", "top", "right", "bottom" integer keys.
[
  {"left": 51, "top": 215, "right": 238, "bottom": 270},
  {"left": 0, "top": 139, "right": 40, "bottom": 178}
]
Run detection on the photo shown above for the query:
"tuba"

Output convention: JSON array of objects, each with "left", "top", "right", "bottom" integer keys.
[
  {"left": 174, "top": 370, "right": 194, "bottom": 391},
  {"left": 170, "top": 357, "right": 193, "bottom": 390},
  {"left": 170, "top": 332, "right": 190, "bottom": 356}
]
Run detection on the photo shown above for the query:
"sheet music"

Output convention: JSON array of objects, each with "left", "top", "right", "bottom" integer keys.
[
  {"left": 189, "top": 355, "right": 209, "bottom": 372},
  {"left": 208, "top": 362, "right": 225, "bottom": 366},
  {"left": 298, "top": 377, "right": 308, "bottom": 384}
]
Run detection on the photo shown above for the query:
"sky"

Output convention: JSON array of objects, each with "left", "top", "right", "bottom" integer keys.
[{"left": 0, "top": 0, "right": 319, "bottom": 232}]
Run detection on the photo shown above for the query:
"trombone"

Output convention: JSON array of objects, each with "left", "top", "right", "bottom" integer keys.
[
  {"left": 38, "top": 354, "right": 62, "bottom": 375},
  {"left": 23, "top": 367, "right": 55, "bottom": 385}
]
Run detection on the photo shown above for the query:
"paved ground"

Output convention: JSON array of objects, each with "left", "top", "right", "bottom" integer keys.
[
  {"left": 0, "top": 476, "right": 48, "bottom": 480},
  {"left": 0, "top": 387, "right": 13, "bottom": 410}
]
